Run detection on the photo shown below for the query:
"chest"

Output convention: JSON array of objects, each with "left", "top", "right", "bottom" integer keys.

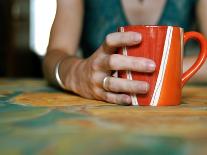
[{"left": 121, "top": 0, "right": 167, "bottom": 25}]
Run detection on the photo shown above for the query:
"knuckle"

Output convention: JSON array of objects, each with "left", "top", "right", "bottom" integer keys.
[
  {"left": 91, "top": 60, "right": 99, "bottom": 71},
  {"left": 120, "top": 34, "right": 128, "bottom": 44},
  {"left": 98, "top": 92, "right": 105, "bottom": 100},
  {"left": 90, "top": 73, "right": 98, "bottom": 85},
  {"left": 116, "top": 95, "right": 127, "bottom": 104},
  {"left": 108, "top": 54, "right": 117, "bottom": 69},
  {"left": 94, "top": 88, "right": 100, "bottom": 96},
  {"left": 131, "top": 59, "right": 139, "bottom": 69},
  {"left": 105, "top": 34, "right": 112, "bottom": 47},
  {"left": 105, "top": 93, "right": 113, "bottom": 103},
  {"left": 92, "top": 87, "right": 99, "bottom": 96}
]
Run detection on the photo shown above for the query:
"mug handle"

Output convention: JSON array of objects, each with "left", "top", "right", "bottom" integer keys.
[{"left": 182, "top": 32, "right": 207, "bottom": 87}]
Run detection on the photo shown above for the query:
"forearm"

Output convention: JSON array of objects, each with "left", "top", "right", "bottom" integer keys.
[
  {"left": 43, "top": 50, "right": 83, "bottom": 91},
  {"left": 183, "top": 56, "right": 207, "bottom": 83}
]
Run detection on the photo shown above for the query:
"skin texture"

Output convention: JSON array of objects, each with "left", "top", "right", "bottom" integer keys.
[
  {"left": 121, "top": 0, "right": 166, "bottom": 25},
  {"left": 43, "top": 0, "right": 207, "bottom": 105}
]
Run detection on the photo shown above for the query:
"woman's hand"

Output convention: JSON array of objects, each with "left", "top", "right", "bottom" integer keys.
[{"left": 65, "top": 32, "right": 156, "bottom": 105}]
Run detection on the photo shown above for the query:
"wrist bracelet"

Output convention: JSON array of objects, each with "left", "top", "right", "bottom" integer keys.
[{"left": 55, "top": 58, "right": 67, "bottom": 90}]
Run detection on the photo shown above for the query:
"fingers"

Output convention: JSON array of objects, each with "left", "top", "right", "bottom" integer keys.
[
  {"left": 103, "top": 54, "right": 156, "bottom": 73},
  {"left": 103, "top": 77, "right": 149, "bottom": 94},
  {"left": 90, "top": 87, "right": 131, "bottom": 105},
  {"left": 103, "top": 32, "right": 142, "bottom": 52},
  {"left": 104, "top": 92, "right": 132, "bottom": 105}
]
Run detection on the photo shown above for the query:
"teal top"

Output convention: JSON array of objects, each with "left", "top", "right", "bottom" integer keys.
[{"left": 81, "top": 0, "right": 197, "bottom": 57}]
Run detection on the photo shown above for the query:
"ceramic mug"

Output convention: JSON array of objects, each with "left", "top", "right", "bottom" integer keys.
[{"left": 118, "top": 25, "right": 207, "bottom": 106}]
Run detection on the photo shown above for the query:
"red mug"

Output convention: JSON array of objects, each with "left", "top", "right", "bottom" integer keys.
[{"left": 118, "top": 25, "right": 207, "bottom": 106}]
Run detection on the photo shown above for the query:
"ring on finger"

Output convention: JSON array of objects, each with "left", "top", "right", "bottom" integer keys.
[{"left": 103, "top": 76, "right": 110, "bottom": 91}]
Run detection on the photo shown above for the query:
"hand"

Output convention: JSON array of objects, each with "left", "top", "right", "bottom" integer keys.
[{"left": 66, "top": 32, "right": 156, "bottom": 105}]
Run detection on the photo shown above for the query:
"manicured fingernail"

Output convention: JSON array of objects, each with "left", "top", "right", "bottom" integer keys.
[{"left": 134, "top": 33, "right": 142, "bottom": 42}]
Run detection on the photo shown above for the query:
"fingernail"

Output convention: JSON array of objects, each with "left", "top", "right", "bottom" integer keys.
[
  {"left": 147, "top": 62, "right": 156, "bottom": 71},
  {"left": 145, "top": 83, "right": 150, "bottom": 92},
  {"left": 134, "top": 33, "right": 142, "bottom": 42},
  {"left": 140, "top": 82, "right": 149, "bottom": 93}
]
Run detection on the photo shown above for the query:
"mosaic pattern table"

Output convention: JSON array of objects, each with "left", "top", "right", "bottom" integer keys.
[{"left": 0, "top": 79, "right": 206, "bottom": 155}]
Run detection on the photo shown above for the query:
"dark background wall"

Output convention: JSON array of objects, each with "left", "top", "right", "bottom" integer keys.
[{"left": 0, "top": 0, "right": 42, "bottom": 77}]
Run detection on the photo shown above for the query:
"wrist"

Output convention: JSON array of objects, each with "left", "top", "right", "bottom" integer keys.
[{"left": 59, "top": 56, "right": 83, "bottom": 92}]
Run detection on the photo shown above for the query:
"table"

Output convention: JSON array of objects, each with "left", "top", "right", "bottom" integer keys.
[{"left": 0, "top": 79, "right": 206, "bottom": 155}]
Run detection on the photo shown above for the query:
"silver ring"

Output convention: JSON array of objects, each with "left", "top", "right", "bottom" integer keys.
[{"left": 103, "top": 76, "right": 110, "bottom": 91}]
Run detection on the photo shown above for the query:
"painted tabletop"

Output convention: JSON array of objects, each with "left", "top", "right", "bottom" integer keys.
[{"left": 0, "top": 79, "right": 206, "bottom": 155}]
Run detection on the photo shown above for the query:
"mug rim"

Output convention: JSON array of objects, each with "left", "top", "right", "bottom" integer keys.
[{"left": 120, "top": 25, "right": 183, "bottom": 29}]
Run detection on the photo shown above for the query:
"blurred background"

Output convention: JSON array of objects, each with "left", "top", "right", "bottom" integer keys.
[
  {"left": 0, "top": 0, "right": 56, "bottom": 77},
  {"left": 0, "top": 0, "right": 201, "bottom": 78}
]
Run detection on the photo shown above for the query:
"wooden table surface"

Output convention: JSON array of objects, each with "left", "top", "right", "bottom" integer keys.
[{"left": 0, "top": 79, "right": 206, "bottom": 155}]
